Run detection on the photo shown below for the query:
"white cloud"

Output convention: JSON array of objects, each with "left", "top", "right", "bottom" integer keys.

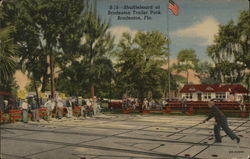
[
  {"left": 108, "top": 26, "right": 138, "bottom": 44},
  {"left": 172, "top": 16, "right": 219, "bottom": 46}
]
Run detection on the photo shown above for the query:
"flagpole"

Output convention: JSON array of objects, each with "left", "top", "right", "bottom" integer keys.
[{"left": 167, "top": 0, "right": 171, "bottom": 99}]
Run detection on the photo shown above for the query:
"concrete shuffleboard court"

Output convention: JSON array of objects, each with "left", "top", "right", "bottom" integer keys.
[{"left": 1, "top": 115, "right": 249, "bottom": 159}]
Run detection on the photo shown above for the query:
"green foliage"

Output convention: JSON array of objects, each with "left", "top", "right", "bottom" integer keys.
[
  {"left": 174, "top": 49, "right": 198, "bottom": 84},
  {"left": 115, "top": 31, "right": 170, "bottom": 101},
  {"left": 56, "top": 56, "right": 114, "bottom": 97},
  {"left": 0, "top": 76, "right": 18, "bottom": 95},
  {"left": 0, "top": 27, "right": 17, "bottom": 83},
  {"left": 56, "top": 2, "right": 114, "bottom": 98},
  {"left": 207, "top": 10, "right": 249, "bottom": 84},
  {"left": 195, "top": 61, "right": 217, "bottom": 84},
  {"left": 1, "top": 0, "right": 87, "bottom": 95}
]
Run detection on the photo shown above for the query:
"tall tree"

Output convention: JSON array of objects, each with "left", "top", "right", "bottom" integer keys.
[
  {"left": 56, "top": 2, "right": 114, "bottom": 98},
  {"left": 0, "top": 0, "right": 44, "bottom": 97},
  {"left": 195, "top": 61, "right": 217, "bottom": 84},
  {"left": 174, "top": 49, "right": 198, "bottom": 84},
  {"left": 80, "top": 2, "right": 114, "bottom": 98},
  {"left": 0, "top": 27, "right": 17, "bottom": 83},
  {"left": 207, "top": 10, "right": 249, "bottom": 84},
  {"left": 1, "top": 0, "right": 86, "bottom": 98},
  {"left": 34, "top": 0, "right": 85, "bottom": 98},
  {"left": 115, "top": 31, "right": 169, "bottom": 101}
]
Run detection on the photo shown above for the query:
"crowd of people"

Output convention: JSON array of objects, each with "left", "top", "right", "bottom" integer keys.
[
  {"left": 0, "top": 96, "right": 103, "bottom": 123},
  {"left": 121, "top": 97, "right": 168, "bottom": 110},
  {"left": 43, "top": 96, "right": 102, "bottom": 121}
]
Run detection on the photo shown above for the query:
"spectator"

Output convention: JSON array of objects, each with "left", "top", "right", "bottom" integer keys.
[
  {"left": 181, "top": 97, "right": 187, "bottom": 113},
  {"left": 149, "top": 99, "right": 155, "bottom": 110},
  {"left": 238, "top": 96, "right": 246, "bottom": 112},
  {"left": 66, "top": 98, "right": 73, "bottom": 118},
  {"left": 44, "top": 98, "right": 55, "bottom": 120},
  {"left": 122, "top": 97, "right": 127, "bottom": 110},
  {"left": 80, "top": 100, "right": 88, "bottom": 118},
  {"left": 95, "top": 97, "right": 102, "bottom": 114},
  {"left": 132, "top": 99, "right": 138, "bottom": 110},
  {"left": 142, "top": 98, "right": 149, "bottom": 110},
  {"left": 92, "top": 96, "right": 98, "bottom": 115},
  {"left": 3, "top": 100, "right": 9, "bottom": 113},
  {"left": 56, "top": 99, "right": 64, "bottom": 119},
  {"left": 162, "top": 98, "right": 167, "bottom": 109},
  {"left": 21, "top": 99, "right": 29, "bottom": 123},
  {"left": 30, "top": 98, "right": 39, "bottom": 122},
  {"left": 87, "top": 98, "right": 94, "bottom": 117}
]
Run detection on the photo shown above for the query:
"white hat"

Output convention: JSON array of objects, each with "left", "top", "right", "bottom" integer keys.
[{"left": 4, "top": 100, "right": 8, "bottom": 104}]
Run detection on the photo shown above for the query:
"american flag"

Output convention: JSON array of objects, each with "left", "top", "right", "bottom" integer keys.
[{"left": 168, "top": 0, "right": 179, "bottom": 16}]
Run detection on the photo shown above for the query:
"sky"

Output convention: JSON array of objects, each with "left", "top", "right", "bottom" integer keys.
[{"left": 96, "top": 0, "right": 249, "bottom": 60}]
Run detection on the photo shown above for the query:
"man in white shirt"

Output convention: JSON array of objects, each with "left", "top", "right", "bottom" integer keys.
[
  {"left": 44, "top": 98, "right": 55, "bottom": 120},
  {"left": 87, "top": 98, "right": 94, "bottom": 117},
  {"left": 142, "top": 98, "right": 148, "bottom": 110},
  {"left": 66, "top": 98, "right": 73, "bottom": 118},
  {"left": 56, "top": 99, "right": 64, "bottom": 119},
  {"left": 92, "top": 96, "right": 98, "bottom": 115}
]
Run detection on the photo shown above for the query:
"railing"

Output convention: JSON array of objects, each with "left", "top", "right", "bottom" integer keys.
[{"left": 165, "top": 101, "right": 250, "bottom": 117}]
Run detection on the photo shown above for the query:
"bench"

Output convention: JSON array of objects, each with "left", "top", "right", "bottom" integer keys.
[
  {"left": 73, "top": 106, "right": 82, "bottom": 117},
  {"left": 38, "top": 108, "right": 48, "bottom": 118},
  {"left": 0, "top": 111, "right": 9, "bottom": 124},
  {"left": 9, "top": 109, "right": 25, "bottom": 122},
  {"left": 9, "top": 108, "right": 48, "bottom": 122},
  {"left": 165, "top": 102, "right": 189, "bottom": 114},
  {"left": 122, "top": 107, "right": 134, "bottom": 114}
]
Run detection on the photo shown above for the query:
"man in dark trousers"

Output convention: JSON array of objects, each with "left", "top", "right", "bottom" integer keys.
[
  {"left": 201, "top": 101, "right": 240, "bottom": 143},
  {"left": 30, "top": 97, "right": 39, "bottom": 122}
]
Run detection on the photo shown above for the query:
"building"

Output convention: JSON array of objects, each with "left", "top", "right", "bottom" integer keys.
[{"left": 180, "top": 84, "right": 248, "bottom": 101}]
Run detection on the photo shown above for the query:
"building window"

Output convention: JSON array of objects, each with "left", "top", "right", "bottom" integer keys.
[
  {"left": 185, "top": 93, "right": 192, "bottom": 99},
  {"left": 216, "top": 93, "right": 226, "bottom": 99},
  {"left": 204, "top": 93, "right": 211, "bottom": 99}
]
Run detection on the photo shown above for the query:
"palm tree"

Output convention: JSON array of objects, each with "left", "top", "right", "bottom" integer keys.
[
  {"left": 0, "top": 27, "right": 17, "bottom": 82},
  {"left": 175, "top": 49, "right": 198, "bottom": 84},
  {"left": 81, "top": 2, "right": 114, "bottom": 98}
]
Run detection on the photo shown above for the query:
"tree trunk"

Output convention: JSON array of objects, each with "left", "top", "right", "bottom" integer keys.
[
  {"left": 91, "top": 86, "right": 95, "bottom": 98},
  {"left": 220, "top": 71, "right": 224, "bottom": 84},
  {"left": 138, "top": 88, "right": 144, "bottom": 111},
  {"left": 33, "top": 80, "right": 40, "bottom": 106},
  {"left": 248, "top": 75, "right": 250, "bottom": 102},
  {"left": 49, "top": 55, "right": 55, "bottom": 99},
  {"left": 41, "top": 63, "right": 48, "bottom": 93},
  {"left": 90, "top": 44, "right": 94, "bottom": 98}
]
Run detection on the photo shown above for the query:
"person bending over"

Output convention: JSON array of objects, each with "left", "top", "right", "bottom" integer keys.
[{"left": 201, "top": 101, "right": 240, "bottom": 143}]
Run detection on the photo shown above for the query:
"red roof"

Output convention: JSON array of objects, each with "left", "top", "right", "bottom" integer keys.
[{"left": 180, "top": 84, "right": 248, "bottom": 93}]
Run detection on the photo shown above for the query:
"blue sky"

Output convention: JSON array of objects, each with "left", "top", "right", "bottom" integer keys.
[{"left": 96, "top": 0, "right": 248, "bottom": 60}]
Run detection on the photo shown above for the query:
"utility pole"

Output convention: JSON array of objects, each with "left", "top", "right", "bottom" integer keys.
[
  {"left": 248, "top": 0, "right": 250, "bottom": 102},
  {"left": 166, "top": 0, "right": 171, "bottom": 99}
]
